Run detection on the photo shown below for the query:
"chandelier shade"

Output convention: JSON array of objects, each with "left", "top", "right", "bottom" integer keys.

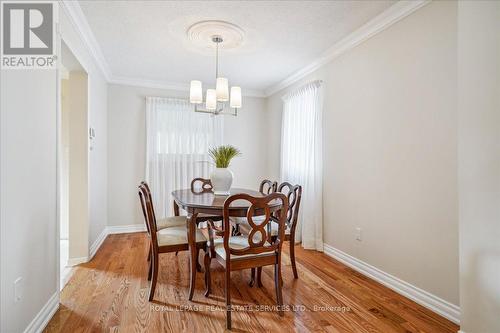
[
  {"left": 216, "top": 77, "right": 229, "bottom": 101},
  {"left": 189, "top": 80, "right": 203, "bottom": 104},
  {"left": 206, "top": 89, "right": 217, "bottom": 110},
  {"left": 230, "top": 87, "right": 242, "bottom": 108}
]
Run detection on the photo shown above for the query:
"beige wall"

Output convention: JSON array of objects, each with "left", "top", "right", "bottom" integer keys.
[
  {"left": 458, "top": 1, "right": 500, "bottom": 332},
  {"left": 107, "top": 84, "right": 268, "bottom": 226},
  {"left": 66, "top": 72, "right": 90, "bottom": 261},
  {"left": 60, "top": 10, "right": 109, "bottom": 250},
  {"left": 61, "top": 79, "right": 70, "bottom": 240},
  {"left": 267, "top": 1, "right": 459, "bottom": 306}
]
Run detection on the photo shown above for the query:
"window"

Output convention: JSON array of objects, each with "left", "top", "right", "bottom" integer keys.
[
  {"left": 145, "top": 97, "right": 223, "bottom": 217},
  {"left": 281, "top": 81, "right": 323, "bottom": 250}
]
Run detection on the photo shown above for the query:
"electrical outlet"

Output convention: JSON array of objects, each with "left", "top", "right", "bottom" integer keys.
[
  {"left": 14, "top": 277, "right": 23, "bottom": 302},
  {"left": 355, "top": 227, "right": 362, "bottom": 241}
]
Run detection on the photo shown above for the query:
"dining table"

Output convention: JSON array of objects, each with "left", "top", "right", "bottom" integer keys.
[{"left": 171, "top": 187, "right": 284, "bottom": 300}]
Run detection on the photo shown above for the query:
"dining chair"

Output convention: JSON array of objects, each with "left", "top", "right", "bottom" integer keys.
[
  {"left": 141, "top": 182, "right": 187, "bottom": 230},
  {"left": 204, "top": 192, "right": 289, "bottom": 330},
  {"left": 259, "top": 179, "right": 278, "bottom": 194},
  {"left": 190, "top": 177, "right": 213, "bottom": 194},
  {"left": 188, "top": 178, "right": 223, "bottom": 224},
  {"left": 139, "top": 183, "right": 207, "bottom": 301},
  {"left": 240, "top": 182, "right": 302, "bottom": 282},
  {"left": 230, "top": 179, "right": 277, "bottom": 234},
  {"left": 140, "top": 181, "right": 187, "bottom": 275}
]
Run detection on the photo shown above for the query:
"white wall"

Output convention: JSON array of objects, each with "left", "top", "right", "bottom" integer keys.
[
  {"left": 0, "top": 70, "right": 58, "bottom": 332},
  {"left": 60, "top": 8, "right": 108, "bottom": 250},
  {"left": 267, "top": 1, "right": 459, "bottom": 306},
  {"left": 107, "top": 84, "right": 268, "bottom": 227},
  {"left": 0, "top": 6, "right": 109, "bottom": 331},
  {"left": 457, "top": 1, "right": 500, "bottom": 332}
]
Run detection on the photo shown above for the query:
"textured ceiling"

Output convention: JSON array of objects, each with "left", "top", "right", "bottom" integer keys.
[{"left": 79, "top": 0, "right": 396, "bottom": 92}]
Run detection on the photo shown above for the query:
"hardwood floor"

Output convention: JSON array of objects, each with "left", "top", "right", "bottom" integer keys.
[{"left": 45, "top": 232, "right": 459, "bottom": 332}]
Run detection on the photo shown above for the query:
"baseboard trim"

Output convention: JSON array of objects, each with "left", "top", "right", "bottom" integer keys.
[
  {"left": 323, "top": 244, "right": 460, "bottom": 324},
  {"left": 60, "top": 266, "right": 73, "bottom": 291},
  {"left": 66, "top": 256, "right": 88, "bottom": 266},
  {"left": 89, "top": 227, "right": 108, "bottom": 260},
  {"left": 84, "top": 225, "right": 145, "bottom": 265},
  {"left": 32, "top": 226, "right": 145, "bottom": 331},
  {"left": 23, "top": 292, "right": 59, "bottom": 333},
  {"left": 106, "top": 224, "right": 146, "bottom": 234}
]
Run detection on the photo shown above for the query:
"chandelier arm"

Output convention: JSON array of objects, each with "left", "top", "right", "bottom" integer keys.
[{"left": 217, "top": 109, "right": 238, "bottom": 116}]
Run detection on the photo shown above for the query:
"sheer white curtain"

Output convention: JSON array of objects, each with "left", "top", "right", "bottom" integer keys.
[
  {"left": 281, "top": 81, "right": 323, "bottom": 251},
  {"left": 145, "top": 97, "right": 223, "bottom": 218}
]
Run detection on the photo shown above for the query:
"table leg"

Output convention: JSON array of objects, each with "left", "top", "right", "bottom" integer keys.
[
  {"left": 174, "top": 201, "right": 180, "bottom": 256},
  {"left": 187, "top": 212, "right": 198, "bottom": 301},
  {"left": 173, "top": 201, "right": 180, "bottom": 216}
]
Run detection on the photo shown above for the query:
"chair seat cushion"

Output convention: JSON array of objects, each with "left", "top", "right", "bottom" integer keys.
[
  {"left": 238, "top": 220, "right": 290, "bottom": 237},
  {"left": 156, "top": 226, "right": 206, "bottom": 247},
  {"left": 157, "top": 214, "right": 221, "bottom": 231},
  {"left": 156, "top": 216, "right": 187, "bottom": 230},
  {"left": 213, "top": 235, "right": 274, "bottom": 260},
  {"left": 230, "top": 216, "right": 266, "bottom": 226}
]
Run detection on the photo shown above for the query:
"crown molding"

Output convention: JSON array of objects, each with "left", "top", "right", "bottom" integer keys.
[
  {"left": 60, "top": 0, "right": 425, "bottom": 99},
  {"left": 110, "top": 76, "right": 191, "bottom": 92},
  {"left": 109, "top": 75, "right": 266, "bottom": 98},
  {"left": 264, "top": 0, "right": 431, "bottom": 97},
  {"left": 59, "top": 0, "right": 112, "bottom": 80}
]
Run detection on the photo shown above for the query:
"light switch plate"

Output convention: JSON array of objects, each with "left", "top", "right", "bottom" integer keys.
[{"left": 355, "top": 227, "right": 362, "bottom": 241}]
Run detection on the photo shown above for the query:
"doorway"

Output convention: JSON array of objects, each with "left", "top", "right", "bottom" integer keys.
[{"left": 60, "top": 41, "right": 89, "bottom": 288}]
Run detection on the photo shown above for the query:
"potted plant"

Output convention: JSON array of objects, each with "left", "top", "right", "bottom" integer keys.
[{"left": 208, "top": 145, "right": 241, "bottom": 195}]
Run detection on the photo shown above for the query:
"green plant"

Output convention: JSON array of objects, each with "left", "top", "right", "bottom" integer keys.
[{"left": 208, "top": 145, "right": 241, "bottom": 168}]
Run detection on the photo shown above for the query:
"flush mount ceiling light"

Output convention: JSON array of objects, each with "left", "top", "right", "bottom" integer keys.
[{"left": 188, "top": 21, "right": 244, "bottom": 116}]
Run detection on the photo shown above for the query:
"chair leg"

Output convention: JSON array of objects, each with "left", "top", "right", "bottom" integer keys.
[
  {"left": 275, "top": 262, "right": 284, "bottom": 317},
  {"left": 147, "top": 258, "right": 152, "bottom": 281},
  {"left": 148, "top": 251, "right": 159, "bottom": 301},
  {"left": 225, "top": 269, "right": 232, "bottom": 330},
  {"left": 256, "top": 267, "right": 263, "bottom": 288},
  {"left": 290, "top": 237, "right": 298, "bottom": 279},
  {"left": 147, "top": 244, "right": 152, "bottom": 280},
  {"left": 196, "top": 247, "right": 202, "bottom": 272},
  {"left": 175, "top": 251, "right": 178, "bottom": 256},
  {"left": 204, "top": 252, "right": 211, "bottom": 297},
  {"left": 249, "top": 268, "right": 256, "bottom": 287}
]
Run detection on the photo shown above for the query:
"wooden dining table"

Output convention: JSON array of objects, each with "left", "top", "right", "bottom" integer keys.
[{"left": 171, "top": 187, "right": 283, "bottom": 300}]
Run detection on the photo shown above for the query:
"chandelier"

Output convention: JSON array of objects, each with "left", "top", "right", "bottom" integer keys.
[{"left": 189, "top": 36, "right": 242, "bottom": 116}]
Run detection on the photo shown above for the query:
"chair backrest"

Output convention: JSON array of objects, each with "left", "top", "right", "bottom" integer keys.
[
  {"left": 222, "top": 192, "right": 288, "bottom": 259},
  {"left": 138, "top": 183, "right": 158, "bottom": 243},
  {"left": 191, "top": 177, "right": 213, "bottom": 194},
  {"left": 259, "top": 179, "right": 277, "bottom": 194},
  {"left": 277, "top": 182, "right": 302, "bottom": 232},
  {"left": 140, "top": 182, "right": 159, "bottom": 227}
]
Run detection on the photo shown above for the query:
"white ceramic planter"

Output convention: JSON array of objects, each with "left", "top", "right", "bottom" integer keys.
[{"left": 210, "top": 168, "right": 233, "bottom": 195}]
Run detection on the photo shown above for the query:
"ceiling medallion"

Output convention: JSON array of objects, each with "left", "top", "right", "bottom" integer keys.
[{"left": 187, "top": 20, "right": 245, "bottom": 50}]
